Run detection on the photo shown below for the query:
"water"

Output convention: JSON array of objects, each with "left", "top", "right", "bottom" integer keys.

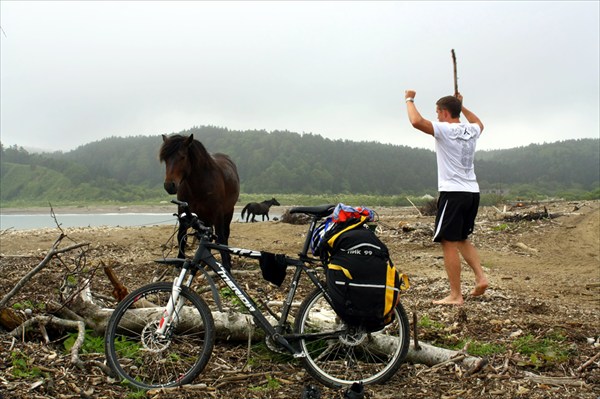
[
  {"left": 0, "top": 213, "right": 177, "bottom": 230},
  {"left": 0, "top": 211, "right": 282, "bottom": 230}
]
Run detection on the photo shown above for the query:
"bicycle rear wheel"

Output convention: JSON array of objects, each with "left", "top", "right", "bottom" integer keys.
[
  {"left": 104, "top": 282, "right": 215, "bottom": 390},
  {"left": 294, "top": 288, "right": 409, "bottom": 388}
]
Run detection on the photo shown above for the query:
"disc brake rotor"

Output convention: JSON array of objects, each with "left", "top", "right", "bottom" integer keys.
[{"left": 141, "top": 320, "right": 172, "bottom": 353}]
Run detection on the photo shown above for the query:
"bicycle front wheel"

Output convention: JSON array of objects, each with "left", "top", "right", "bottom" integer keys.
[
  {"left": 294, "top": 288, "right": 410, "bottom": 388},
  {"left": 104, "top": 282, "right": 215, "bottom": 390}
]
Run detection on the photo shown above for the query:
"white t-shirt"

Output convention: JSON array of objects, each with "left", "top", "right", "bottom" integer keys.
[{"left": 432, "top": 122, "right": 481, "bottom": 192}]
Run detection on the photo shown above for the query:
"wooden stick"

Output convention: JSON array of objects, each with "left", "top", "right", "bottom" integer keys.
[
  {"left": 577, "top": 351, "right": 600, "bottom": 372},
  {"left": 406, "top": 197, "right": 423, "bottom": 217},
  {"left": 451, "top": 49, "right": 458, "bottom": 96},
  {"left": 412, "top": 312, "right": 421, "bottom": 350},
  {"left": 103, "top": 263, "right": 129, "bottom": 301}
]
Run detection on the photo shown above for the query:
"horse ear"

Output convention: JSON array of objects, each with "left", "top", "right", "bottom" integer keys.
[
  {"left": 185, "top": 134, "right": 194, "bottom": 147},
  {"left": 162, "top": 134, "right": 167, "bottom": 142}
]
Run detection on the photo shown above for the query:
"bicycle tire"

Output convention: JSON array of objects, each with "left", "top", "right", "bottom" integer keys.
[
  {"left": 294, "top": 287, "right": 410, "bottom": 388},
  {"left": 104, "top": 281, "right": 215, "bottom": 390}
]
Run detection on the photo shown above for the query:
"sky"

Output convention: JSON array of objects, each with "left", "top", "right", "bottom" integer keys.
[{"left": 1, "top": 1, "right": 599, "bottom": 153}]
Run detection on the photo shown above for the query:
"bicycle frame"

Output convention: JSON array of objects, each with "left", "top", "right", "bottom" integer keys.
[{"left": 156, "top": 222, "right": 336, "bottom": 358}]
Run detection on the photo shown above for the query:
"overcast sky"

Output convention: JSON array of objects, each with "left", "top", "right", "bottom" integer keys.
[{"left": 1, "top": 1, "right": 598, "bottom": 153}]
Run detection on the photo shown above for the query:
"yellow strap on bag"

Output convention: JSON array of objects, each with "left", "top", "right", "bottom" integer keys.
[
  {"left": 399, "top": 273, "right": 410, "bottom": 291},
  {"left": 384, "top": 263, "right": 397, "bottom": 316},
  {"left": 328, "top": 264, "right": 353, "bottom": 280},
  {"left": 326, "top": 215, "right": 368, "bottom": 249}
]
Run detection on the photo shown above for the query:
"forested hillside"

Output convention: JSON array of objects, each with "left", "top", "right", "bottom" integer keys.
[{"left": 1, "top": 126, "right": 598, "bottom": 206}]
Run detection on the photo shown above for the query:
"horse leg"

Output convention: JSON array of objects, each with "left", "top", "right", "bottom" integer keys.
[
  {"left": 251, "top": 212, "right": 256, "bottom": 223},
  {"left": 217, "top": 222, "right": 232, "bottom": 271},
  {"left": 177, "top": 224, "right": 187, "bottom": 258}
]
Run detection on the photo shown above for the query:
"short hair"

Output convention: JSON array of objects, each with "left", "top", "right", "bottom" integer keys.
[{"left": 436, "top": 96, "right": 462, "bottom": 118}]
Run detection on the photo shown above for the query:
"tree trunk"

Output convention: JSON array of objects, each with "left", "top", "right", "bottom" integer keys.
[{"left": 68, "top": 288, "right": 480, "bottom": 367}]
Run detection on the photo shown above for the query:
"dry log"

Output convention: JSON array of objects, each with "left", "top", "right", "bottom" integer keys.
[
  {"left": 502, "top": 207, "right": 561, "bottom": 222},
  {"left": 64, "top": 287, "right": 481, "bottom": 369},
  {"left": 375, "top": 336, "right": 481, "bottom": 369}
]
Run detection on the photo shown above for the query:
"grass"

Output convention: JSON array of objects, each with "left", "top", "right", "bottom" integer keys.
[
  {"left": 12, "top": 300, "right": 45, "bottom": 311},
  {"left": 1, "top": 192, "right": 518, "bottom": 209},
  {"left": 492, "top": 223, "right": 510, "bottom": 232},
  {"left": 467, "top": 341, "right": 506, "bottom": 356},
  {"left": 418, "top": 314, "right": 445, "bottom": 330},
  {"left": 63, "top": 330, "right": 105, "bottom": 354},
  {"left": 248, "top": 374, "right": 282, "bottom": 392},
  {"left": 11, "top": 351, "right": 45, "bottom": 379},
  {"left": 220, "top": 287, "right": 246, "bottom": 311},
  {"left": 512, "top": 332, "right": 572, "bottom": 368}
]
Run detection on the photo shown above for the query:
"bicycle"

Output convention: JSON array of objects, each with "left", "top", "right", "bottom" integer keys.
[{"left": 104, "top": 199, "right": 410, "bottom": 390}]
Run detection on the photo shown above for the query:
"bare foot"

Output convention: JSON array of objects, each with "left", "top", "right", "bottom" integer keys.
[
  {"left": 471, "top": 280, "right": 489, "bottom": 296},
  {"left": 432, "top": 295, "right": 464, "bottom": 306}
]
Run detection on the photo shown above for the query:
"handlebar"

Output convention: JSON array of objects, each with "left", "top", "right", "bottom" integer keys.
[{"left": 170, "top": 199, "right": 212, "bottom": 236}]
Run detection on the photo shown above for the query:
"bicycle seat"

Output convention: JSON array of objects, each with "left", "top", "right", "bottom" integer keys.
[{"left": 289, "top": 204, "right": 335, "bottom": 218}]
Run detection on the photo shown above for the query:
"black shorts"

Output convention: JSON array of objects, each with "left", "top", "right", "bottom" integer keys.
[{"left": 433, "top": 192, "right": 480, "bottom": 242}]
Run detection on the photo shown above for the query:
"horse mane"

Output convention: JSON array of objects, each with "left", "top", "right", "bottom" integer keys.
[{"left": 159, "top": 134, "right": 213, "bottom": 168}]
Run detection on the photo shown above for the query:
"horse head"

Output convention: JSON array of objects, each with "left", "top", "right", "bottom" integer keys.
[
  {"left": 159, "top": 134, "right": 195, "bottom": 195},
  {"left": 271, "top": 197, "right": 281, "bottom": 206}
]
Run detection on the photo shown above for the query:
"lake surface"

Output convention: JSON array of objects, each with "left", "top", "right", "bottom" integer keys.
[
  {"left": 0, "top": 213, "right": 177, "bottom": 230},
  {"left": 0, "top": 211, "right": 281, "bottom": 230}
]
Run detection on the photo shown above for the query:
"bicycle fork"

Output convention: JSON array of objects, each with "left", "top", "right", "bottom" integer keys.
[{"left": 155, "top": 262, "right": 193, "bottom": 337}]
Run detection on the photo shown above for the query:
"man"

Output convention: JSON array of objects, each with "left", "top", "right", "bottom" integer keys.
[{"left": 405, "top": 90, "right": 488, "bottom": 305}]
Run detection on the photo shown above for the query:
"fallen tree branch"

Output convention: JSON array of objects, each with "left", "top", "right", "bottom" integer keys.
[
  {"left": 522, "top": 371, "right": 587, "bottom": 387},
  {"left": 0, "top": 234, "right": 89, "bottom": 308},
  {"left": 67, "top": 285, "right": 483, "bottom": 370},
  {"left": 577, "top": 351, "right": 600, "bottom": 372},
  {"left": 103, "top": 262, "right": 129, "bottom": 301},
  {"left": 7, "top": 314, "right": 113, "bottom": 376}
]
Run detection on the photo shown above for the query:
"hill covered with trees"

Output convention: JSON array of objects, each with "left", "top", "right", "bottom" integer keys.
[{"left": 1, "top": 126, "right": 598, "bottom": 206}]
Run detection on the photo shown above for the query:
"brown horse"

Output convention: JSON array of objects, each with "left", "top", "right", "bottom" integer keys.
[
  {"left": 159, "top": 134, "right": 240, "bottom": 270},
  {"left": 241, "top": 198, "right": 280, "bottom": 222}
]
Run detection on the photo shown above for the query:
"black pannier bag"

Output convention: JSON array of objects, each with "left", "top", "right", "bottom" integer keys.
[{"left": 319, "top": 215, "right": 407, "bottom": 332}]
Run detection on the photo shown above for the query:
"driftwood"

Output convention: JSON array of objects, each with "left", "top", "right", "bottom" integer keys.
[
  {"left": 522, "top": 371, "right": 587, "bottom": 387},
  {"left": 502, "top": 207, "right": 560, "bottom": 222},
  {"left": 103, "top": 263, "right": 129, "bottom": 301},
  {"left": 64, "top": 285, "right": 481, "bottom": 368},
  {"left": 7, "top": 314, "right": 113, "bottom": 376},
  {"left": 0, "top": 233, "right": 89, "bottom": 309}
]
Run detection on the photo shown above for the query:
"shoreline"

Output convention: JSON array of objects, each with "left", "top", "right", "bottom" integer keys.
[
  {"left": 0, "top": 204, "right": 177, "bottom": 215},
  {"left": 0, "top": 204, "right": 274, "bottom": 216}
]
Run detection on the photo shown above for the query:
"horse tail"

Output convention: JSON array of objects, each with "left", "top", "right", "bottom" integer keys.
[{"left": 241, "top": 204, "right": 249, "bottom": 219}]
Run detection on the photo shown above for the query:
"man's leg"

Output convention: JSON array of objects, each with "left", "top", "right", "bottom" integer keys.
[
  {"left": 457, "top": 240, "right": 488, "bottom": 296},
  {"left": 433, "top": 240, "right": 464, "bottom": 305}
]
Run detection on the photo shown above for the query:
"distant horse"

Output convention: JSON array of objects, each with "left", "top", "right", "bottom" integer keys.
[
  {"left": 241, "top": 198, "right": 280, "bottom": 223},
  {"left": 159, "top": 134, "right": 240, "bottom": 271}
]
